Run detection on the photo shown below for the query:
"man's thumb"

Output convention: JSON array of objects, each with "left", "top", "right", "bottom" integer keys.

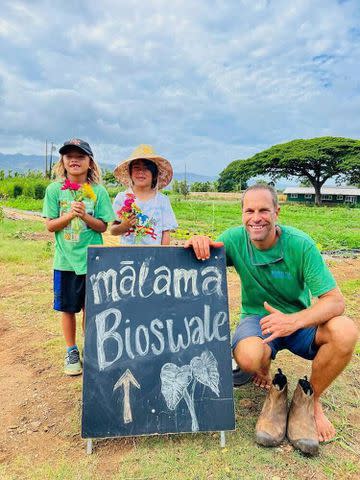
[{"left": 264, "top": 301, "right": 277, "bottom": 313}]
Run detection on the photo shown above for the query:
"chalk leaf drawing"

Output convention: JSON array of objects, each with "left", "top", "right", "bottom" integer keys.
[
  {"left": 160, "top": 364, "right": 192, "bottom": 410},
  {"left": 190, "top": 350, "right": 220, "bottom": 396},
  {"left": 160, "top": 350, "right": 220, "bottom": 432}
]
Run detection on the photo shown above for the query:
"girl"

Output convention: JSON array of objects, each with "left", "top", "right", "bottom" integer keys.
[
  {"left": 42, "top": 139, "right": 116, "bottom": 376},
  {"left": 111, "top": 145, "right": 177, "bottom": 245}
]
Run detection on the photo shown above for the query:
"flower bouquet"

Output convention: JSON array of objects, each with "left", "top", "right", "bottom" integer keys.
[
  {"left": 61, "top": 179, "right": 97, "bottom": 239},
  {"left": 117, "top": 193, "right": 157, "bottom": 243}
]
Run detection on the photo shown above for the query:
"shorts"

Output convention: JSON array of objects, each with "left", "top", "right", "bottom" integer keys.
[
  {"left": 231, "top": 315, "right": 318, "bottom": 360},
  {"left": 53, "top": 270, "right": 86, "bottom": 313}
]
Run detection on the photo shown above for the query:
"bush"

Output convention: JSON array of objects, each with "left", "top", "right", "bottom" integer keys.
[
  {"left": 34, "top": 183, "right": 46, "bottom": 199},
  {"left": 13, "top": 185, "right": 23, "bottom": 197},
  {"left": 23, "top": 183, "right": 35, "bottom": 198}
]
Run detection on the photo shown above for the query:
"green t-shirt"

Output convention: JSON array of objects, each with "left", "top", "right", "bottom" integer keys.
[
  {"left": 42, "top": 182, "right": 116, "bottom": 274},
  {"left": 217, "top": 225, "right": 336, "bottom": 319}
]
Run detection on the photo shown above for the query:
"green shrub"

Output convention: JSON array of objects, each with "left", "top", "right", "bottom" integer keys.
[
  {"left": 13, "top": 184, "right": 23, "bottom": 197},
  {"left": 23, "top": 183, "right": 35, "bottom": 198},
  {"left": 34, "top": 183, "right": 46, "bottom": 199}
]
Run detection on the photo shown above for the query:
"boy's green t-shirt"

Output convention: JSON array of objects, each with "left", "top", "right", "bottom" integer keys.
[
  {"left": 217, "top": 225, "right": 336, "bottom": 319},
  {"left": 42, "top": 182, "right": 116, "bottom": 274}
]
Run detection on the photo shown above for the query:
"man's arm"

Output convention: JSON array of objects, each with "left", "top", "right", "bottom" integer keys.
[
  {"left": 261, "top": 287, "right": 345, "bottom": 344},
  {"left": 184, "top": 235, "right": 223, "bottom": 260}
]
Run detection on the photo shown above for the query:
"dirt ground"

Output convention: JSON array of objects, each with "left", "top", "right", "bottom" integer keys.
[{"left": 0, "top": 208, "right": 359, "bottom": 477}]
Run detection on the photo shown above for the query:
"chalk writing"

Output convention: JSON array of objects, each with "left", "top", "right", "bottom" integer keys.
[
  {"left": 96, "top": 305, "right": 228, "bottom": 371},
  {"left": 89, "top": 258, "right": 223, "bottom": 305}
]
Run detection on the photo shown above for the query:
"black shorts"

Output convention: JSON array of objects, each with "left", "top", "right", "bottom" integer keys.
[{"left": 53, "top": 270, "right": 86, "bottom": 313}]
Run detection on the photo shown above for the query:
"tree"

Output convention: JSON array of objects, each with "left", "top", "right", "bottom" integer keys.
[
  {"left": 172, "top": 179, "right": 189, "bottom": 197},
  {"left": 103, "top": 169, "right": 116, "bottom": 184},
  {"left": 299, "top": 178, "right": 311, "bottom": 187},
  {"left": 190, "top": 181, "right": 212, "bottom": 192},
  {"left": 178, "top": 180, "right": 190, "bottom": 197},
  {"left": 225, "top": 137, "right": 360, "bottom": 205},
  {"left": 217, "top": 160, "right": 249, "bottom": 192}
]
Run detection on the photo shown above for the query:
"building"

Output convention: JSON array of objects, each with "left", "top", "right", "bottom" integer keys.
[{"left": 283, "top": 187, "right": 360, "bottom": 205}]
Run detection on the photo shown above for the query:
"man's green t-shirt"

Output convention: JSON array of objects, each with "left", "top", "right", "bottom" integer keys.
[
  {"left": 217, "top": 225, "right": 336, "bottom": 319},
  {"left": 42, "top": 182, "right": 116, "bottom": 274}
]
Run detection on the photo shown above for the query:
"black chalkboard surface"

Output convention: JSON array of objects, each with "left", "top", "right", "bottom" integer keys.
[{"left": 82, "top": 246, "right": 235, "bottom": 438}]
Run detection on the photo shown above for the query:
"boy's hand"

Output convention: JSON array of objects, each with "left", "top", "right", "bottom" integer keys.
[
  {"left": 71, "top": 201, "right": 86, "bottom": 218},
  {"left": 184, "top": 235, "right": 223, "bottom": 260}
]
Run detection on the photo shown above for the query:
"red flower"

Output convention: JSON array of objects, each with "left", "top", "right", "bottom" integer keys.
[{"left": 61, "top": 178, "right": 81, "bottom": 191}]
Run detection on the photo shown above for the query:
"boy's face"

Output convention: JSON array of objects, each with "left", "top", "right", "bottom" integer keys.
[
  {"left": 63, "top": 148, "right": 91, "bottom": 179},
  {"left": 130, "top": 159, "right": 153, "bottom": 188}
]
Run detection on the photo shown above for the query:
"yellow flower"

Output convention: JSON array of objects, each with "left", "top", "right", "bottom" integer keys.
[{"left": 82, "top": 183, "right": 97, "bottom": 201}]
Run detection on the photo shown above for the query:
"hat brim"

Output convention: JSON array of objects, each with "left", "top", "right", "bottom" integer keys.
[
  {"left": 59, "top": 145, "right": 93, "bottom": 157},
  {"left": 114, "top": 155, "right": 173, "bottom": 189}
]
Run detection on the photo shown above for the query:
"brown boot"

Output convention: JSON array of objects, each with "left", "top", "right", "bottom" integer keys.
[
  {"left": 255, "top": 369, "right": 288, "bottom": 447},
  {"left": 287, "top": 376, "right": 319, "bottom": 456}
]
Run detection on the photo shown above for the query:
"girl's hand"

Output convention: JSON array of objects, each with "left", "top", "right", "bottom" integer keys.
[
  {"left": 122, "top": 214, "right": 137, "bottom": 231},
  {"left": 71, "top": 201, "right": 86, "bottom": 218}
]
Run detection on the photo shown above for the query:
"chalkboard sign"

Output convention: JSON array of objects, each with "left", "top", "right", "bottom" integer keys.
[{"left": 82, "top": 246, "right": 235, "bottom": 438}]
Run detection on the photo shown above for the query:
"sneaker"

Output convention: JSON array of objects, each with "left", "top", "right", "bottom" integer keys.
[
  {"left": 232, "top": 359, "right": 252, "bottom": 387},
  {"left": 64, "top": 348, "right": 82, "bottom": 376},
  {"left": 233, "top": 367, "right": 252, "bottom": 387}
]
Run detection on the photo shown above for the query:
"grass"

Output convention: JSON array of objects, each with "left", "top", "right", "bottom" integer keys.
[
  {"left": 2, "top": 195, "right": 359, "bottom": 250},
  {"left": 0, "top": 211, "right": 359, "bottom": 480},
  {"left": 171, "top": 199, "right": 360, "bottom": 250}
]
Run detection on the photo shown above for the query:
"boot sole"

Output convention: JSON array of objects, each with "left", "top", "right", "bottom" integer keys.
[
  {"left": 289, "top": 438, "right": 319, "bottom": 456},
  {"left": 256, "top": 431, "right": 284, "bottom": 447}
]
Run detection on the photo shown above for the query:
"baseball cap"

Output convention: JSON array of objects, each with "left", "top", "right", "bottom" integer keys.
[{"left": 59, "top": 138, "right": 93, "bottom": 157}]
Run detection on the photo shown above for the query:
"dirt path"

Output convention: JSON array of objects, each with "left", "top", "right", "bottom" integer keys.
[{"left": 1, "top": 208, "right": 359, "bottom": 477}]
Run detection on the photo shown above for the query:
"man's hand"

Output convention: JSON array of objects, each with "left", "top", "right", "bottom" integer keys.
[
  {"left": 260, "top": 302, "right": 300, "bottom": 344},
  {"left": 184, "top": 235, "right": 223, "bottom": 260}
]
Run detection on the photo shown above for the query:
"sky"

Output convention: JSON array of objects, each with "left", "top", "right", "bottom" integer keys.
[{"left": 1, "top": 0, "right": 360, "bottom": 176}]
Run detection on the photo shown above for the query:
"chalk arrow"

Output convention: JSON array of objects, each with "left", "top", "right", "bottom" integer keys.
[{"left": 113, "top": 369, "right": 141, "bottom": 424}]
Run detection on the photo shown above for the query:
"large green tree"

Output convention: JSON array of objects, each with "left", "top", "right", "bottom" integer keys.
[
  {"left": 217, "top": 160, "right": 249, "bottom": 192},
  {"left": 222, "top": 137, "right": 360, "bottom": 205}
]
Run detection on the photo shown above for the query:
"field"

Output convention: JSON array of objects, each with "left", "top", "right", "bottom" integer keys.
[
  {"left": 1, "top": 194, "right": 359, "bottom": 250},
  {"left": 0, "top": 199, "right": 359, "bottom": 479}
]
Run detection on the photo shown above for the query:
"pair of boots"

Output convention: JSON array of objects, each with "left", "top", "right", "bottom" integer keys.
[{"left": 255, "top": 369, "right": 319, "bottom": 456}]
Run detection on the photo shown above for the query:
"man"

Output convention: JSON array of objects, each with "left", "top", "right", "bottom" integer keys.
[{"left": 185, "top": 184, "right": 358, "bottom": 454}]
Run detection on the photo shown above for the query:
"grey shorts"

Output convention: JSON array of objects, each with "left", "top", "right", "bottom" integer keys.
[{"left": 232, "top": 315, "right": 319, "bottom": 360}]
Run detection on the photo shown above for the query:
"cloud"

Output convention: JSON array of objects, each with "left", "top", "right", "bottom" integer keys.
[{"left": 0, "top": 0, "right": 359, "bottom": 175}]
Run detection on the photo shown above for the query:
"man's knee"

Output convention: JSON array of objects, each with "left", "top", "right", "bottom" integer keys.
[
  {"left": 233, "top": 338, "right": 271, "bottom": 373},
  {"left": 318, "top": 316, "right": 358, "bottom": 355}
]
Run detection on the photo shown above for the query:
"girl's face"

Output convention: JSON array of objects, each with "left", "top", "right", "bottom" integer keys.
[
  {"left": 130, "top": 159, "right": 153, "bottom": 188},
  {"left": 63, "top": 148, "right": 91, "bottom": 180}
]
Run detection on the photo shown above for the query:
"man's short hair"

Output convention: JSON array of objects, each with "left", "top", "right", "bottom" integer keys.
[{"left": 241, "top": 184, "right": 278, "bottom": 208}]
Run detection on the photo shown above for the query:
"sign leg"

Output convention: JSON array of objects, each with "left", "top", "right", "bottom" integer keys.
[
  {"left": 86, "top": 438, "right": 93, "bottom": 454},
  {"left": 220, "top": 431, "right": 226, "bottom": 448}
]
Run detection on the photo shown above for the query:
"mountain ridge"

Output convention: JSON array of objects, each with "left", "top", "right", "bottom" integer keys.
[{"left": 0, "top": 153, "right": 216, "bottom": 183}]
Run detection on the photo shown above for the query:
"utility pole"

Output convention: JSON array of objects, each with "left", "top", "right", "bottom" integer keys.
[
  {"left": 184, "top": 162, "right": 189, "bottom": 198},
  {"left": 49, "top": 142, "right": 56, "bottom": 178},
  {"left": 45, "top": 140, "right": 48, "bottom": 178}
]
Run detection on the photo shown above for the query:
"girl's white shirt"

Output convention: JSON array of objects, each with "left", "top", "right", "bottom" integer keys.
[{"left": 112, "top": 189, "right": 178, "bottom": 245}]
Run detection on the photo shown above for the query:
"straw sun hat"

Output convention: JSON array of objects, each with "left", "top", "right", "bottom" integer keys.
[{"left": 114, "top": 144, "right": 173, "bottom": 189}]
